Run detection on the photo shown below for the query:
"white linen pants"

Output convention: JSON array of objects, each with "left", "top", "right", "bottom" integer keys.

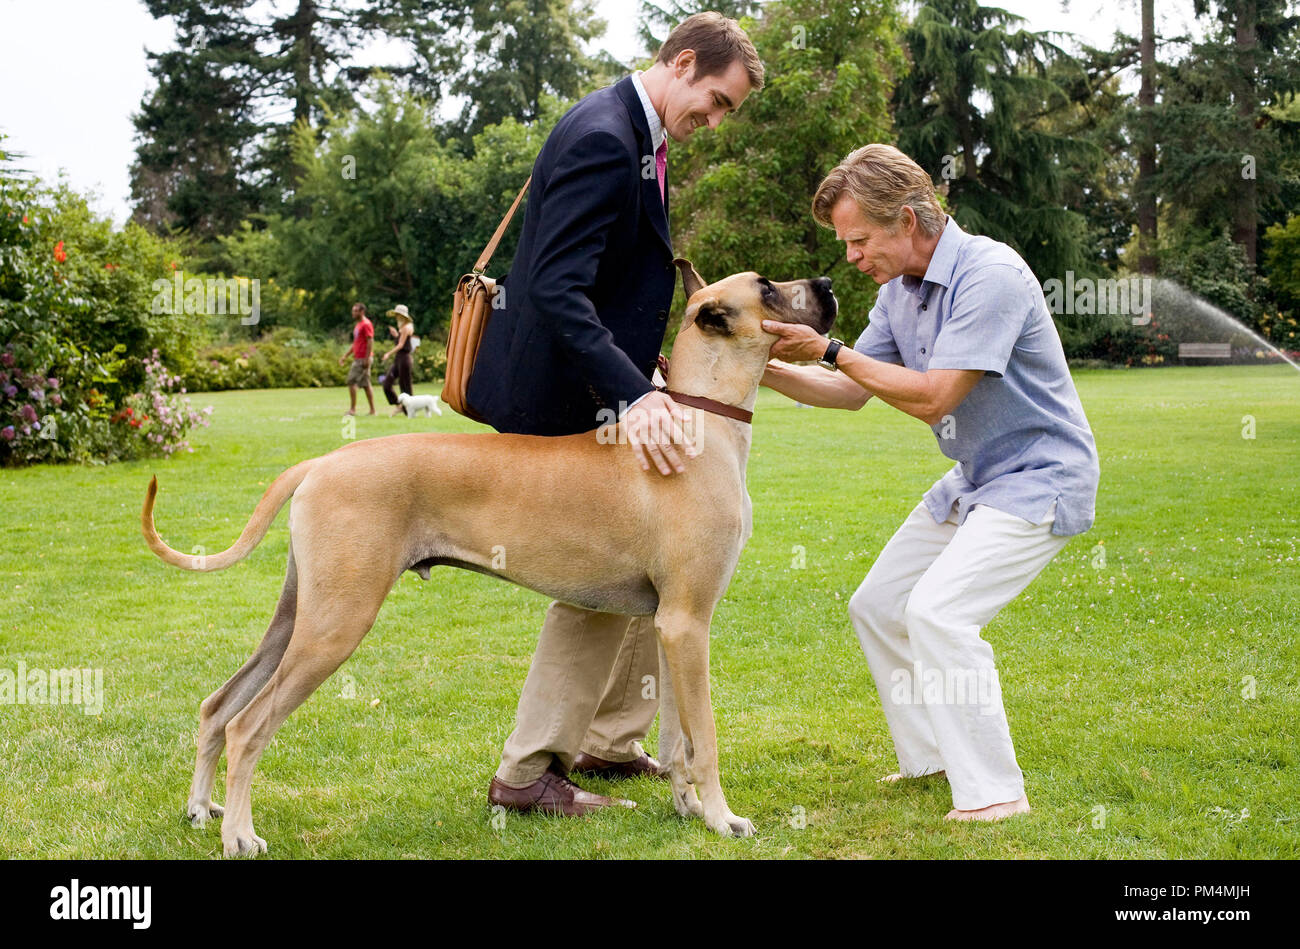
[{"left": 849, "top": 499, "right": 1069, "bottom": 810}]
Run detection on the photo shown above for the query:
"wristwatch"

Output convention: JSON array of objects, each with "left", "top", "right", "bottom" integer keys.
[{"left": 818, "top": 338, "right": 845, "bottom": 371}]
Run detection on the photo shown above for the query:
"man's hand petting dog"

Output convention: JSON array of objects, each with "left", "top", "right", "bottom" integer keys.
[
  {"left": 762, "top": 319, "right": 830, "bottom": 363},
  {"left": 623, "top": 390, "right": 699, "bottom": 476}
]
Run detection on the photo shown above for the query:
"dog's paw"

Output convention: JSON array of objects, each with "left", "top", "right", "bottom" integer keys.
[
  {"left": 222, "top": 829, "right": 268, "bottom": 858},
  {"left": 707, "top": 811, "right": 756, "bottom": 839},
  {"left": 186, "top": 801, "right": 224, "bottom": 828},
  {"left": 672, "top": 783, "right": 704, "bottom": 819}
]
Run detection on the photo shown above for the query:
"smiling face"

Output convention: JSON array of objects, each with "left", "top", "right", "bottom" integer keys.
[
  {"left": 830, "top": 195, "right": 917, "bottom": 285},
  {"left": 661, "top": 52, "right": 753, "bottom": 142}
]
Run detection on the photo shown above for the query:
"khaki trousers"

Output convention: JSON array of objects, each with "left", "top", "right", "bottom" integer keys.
[{"left": 496, "top": 601, "right": 661, "bottom": 786}]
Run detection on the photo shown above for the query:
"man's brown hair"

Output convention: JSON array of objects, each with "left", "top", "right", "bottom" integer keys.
[
  {"left": 657, "top": 11, "right": 765, "bottom": 92},
  {"left": 352, "top": 302, "right": 367, "bottom": 315},
  {"left": 812, "top": 144, "right": 947, "bottom": 237}
]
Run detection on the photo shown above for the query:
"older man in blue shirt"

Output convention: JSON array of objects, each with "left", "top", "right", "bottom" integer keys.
[{"left": 763, "top": 144, "right": 1099, "bottom": 821}]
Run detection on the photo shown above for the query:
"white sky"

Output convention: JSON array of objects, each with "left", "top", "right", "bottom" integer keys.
[{"left": 0, "top": 0, "right": 1200, "bottom": 225}]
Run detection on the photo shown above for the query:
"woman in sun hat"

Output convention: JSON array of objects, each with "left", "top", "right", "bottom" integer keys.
[{"left": 381, "top": 304, "right": 417, "bottom": 416}]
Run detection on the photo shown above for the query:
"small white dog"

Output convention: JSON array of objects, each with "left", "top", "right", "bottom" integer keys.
[{"left": 396, "top": 392, "right": 442, "bottom": 417}]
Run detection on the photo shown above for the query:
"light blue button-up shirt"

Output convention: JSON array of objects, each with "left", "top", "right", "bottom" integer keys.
[{"left": 854, "top": 216, "right": 1100, "bottom": 536}]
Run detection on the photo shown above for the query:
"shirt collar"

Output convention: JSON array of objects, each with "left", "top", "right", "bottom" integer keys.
[
  {"left": 631, "top": 70, "right": 666, "bottom": 151},
  {"left": 901, "top": 216, "right": 963, "bottom": 295}
]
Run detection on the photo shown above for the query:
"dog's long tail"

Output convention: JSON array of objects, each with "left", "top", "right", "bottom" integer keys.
[{"left": 141, "top": 459, "right": 316, "bottom": 572}]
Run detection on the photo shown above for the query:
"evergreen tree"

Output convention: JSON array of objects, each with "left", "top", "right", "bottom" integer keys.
[
  {"left": 448, "top": 0, "right": 609, "bottom": 137},
  {"left": 1154, "top": 0, "right": 1300, "bottom": 269},
  {"left": 670, "top": 0, "right": 907, "bottom": 343},
  {"left": 893, "top": 0, "right": 1101, "bottom": 280},
  {"left": 636, "top": 0, "right": 761, "bottom": 55},
  {"left": 130, "top": 0, "right": 460, "bottom": 235}
]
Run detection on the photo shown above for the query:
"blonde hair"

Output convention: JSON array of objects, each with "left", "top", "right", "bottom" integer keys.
[
  {"left": 657, "top": 12, "right": 765, "bottom": 92},
  {"left": 812, "top": 144, "right": 946, "bottom": 236}
]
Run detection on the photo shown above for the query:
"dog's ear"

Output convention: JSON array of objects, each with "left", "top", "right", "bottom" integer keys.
[
  {"left": 674, "top": 258, "right": 707, "bottom": 299},
  {"left": 686, "top": 298, "right": 732, "bottom": 335}
]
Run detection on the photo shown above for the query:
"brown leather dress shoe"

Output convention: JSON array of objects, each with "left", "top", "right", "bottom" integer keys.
[
  {"left": 571, "top": 750, "right": 668, "bottom": 780},
  {"left": 487, "top": 761, "right": 636, "bottom": 816}
]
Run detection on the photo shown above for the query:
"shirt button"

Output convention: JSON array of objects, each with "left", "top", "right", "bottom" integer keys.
[
  {"left": 922, "top": 303, "right": 928, "bottom": 310},
  {"left": 920, "top": 347, "right": 927, "bottom": 354},
  {"left": 657, "top": 310, "right": 668, "bottom": 321}
]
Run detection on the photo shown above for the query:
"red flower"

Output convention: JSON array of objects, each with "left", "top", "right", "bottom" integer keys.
[
  {"left": 104, "top": 263, "right": 118, "bottom": 271},
  {"left": 53, "top": 241, "right": 67, "bottom": 263},
  {"left": 21, "top": 216, "right": 28, "bottom": 224}
]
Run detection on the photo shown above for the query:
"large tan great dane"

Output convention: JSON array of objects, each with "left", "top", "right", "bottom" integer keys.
[{"left": 142, "top": 260, "right": 836, "bottom": 856}]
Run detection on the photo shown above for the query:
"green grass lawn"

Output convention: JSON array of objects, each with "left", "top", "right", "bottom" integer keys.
[{"left": 1, "top": 365, "right": 1297, "bottom": 859}]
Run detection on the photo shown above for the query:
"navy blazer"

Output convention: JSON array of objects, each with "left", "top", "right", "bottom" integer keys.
[{"left": 466, "top": 76, "right": 676, "bottom": 436}]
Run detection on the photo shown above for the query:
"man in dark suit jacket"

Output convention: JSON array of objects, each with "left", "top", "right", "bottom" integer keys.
[{"left": 471, "top": 12, "right": 764, "bottom": 816}]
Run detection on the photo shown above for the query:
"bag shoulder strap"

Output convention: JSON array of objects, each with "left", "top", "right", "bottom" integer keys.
[{"left": 473, "top": 177, "right": 532, "bottom": 274}]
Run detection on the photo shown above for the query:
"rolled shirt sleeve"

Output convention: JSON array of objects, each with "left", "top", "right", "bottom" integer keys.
[
  {"left": 853, "top": 293, "right": 903, "bottom": 364},
  {"left": 926, "top": 264, "right": 1033, "bottom": 378}
]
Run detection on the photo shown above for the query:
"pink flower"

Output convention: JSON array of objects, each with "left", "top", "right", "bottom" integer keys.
[
  {"left": 0, "top": 352, "right": 12, "bottom": 368},
  {"left": 0, "top": 426, "right": 13, "bottom": 441},
  {"left": 19, "top": 404, "right": 38, "bottom": 424}
]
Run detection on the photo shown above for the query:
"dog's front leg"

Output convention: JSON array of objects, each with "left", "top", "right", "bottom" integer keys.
[
  {"left": 655, "top": 606, "right": 755, "bottom": 838},
  {"left": 655, "top": 637, "right": 702, "bottom": 820}
]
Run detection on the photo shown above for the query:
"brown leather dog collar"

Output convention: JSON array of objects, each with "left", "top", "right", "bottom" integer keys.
[
  {"left": 656, "top": 354, "right": 753, "bottom": 424},
  {"left": 661, "top": 389, "right": 753, "bottom": 424}
]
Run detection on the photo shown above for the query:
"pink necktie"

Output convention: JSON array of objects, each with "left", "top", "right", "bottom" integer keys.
[{"left": 655, "top": 138, "right": 667, "bottom": 203}]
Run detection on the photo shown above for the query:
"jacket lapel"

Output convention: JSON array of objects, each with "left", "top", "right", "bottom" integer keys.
[{"left": 614, "top": 77, "right": 672, "bottom": 255}]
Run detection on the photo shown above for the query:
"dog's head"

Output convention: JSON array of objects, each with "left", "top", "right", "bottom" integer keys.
[
  {"left": 397, "top": 392, "right": 411, "bottom": 403},
  {"left": 675, "top": 259, "right": 837, "bottom": 342},
  {"left": 667, "top": 258, "right": 837, "bottom": 408}
]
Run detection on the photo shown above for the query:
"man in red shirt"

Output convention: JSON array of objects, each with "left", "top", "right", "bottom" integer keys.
[{"left": 339, "top": 302, "right": 376, "bottom": 415}]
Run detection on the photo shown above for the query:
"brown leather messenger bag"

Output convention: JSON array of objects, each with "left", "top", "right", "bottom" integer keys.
[{"left": 441, "top": 177, "right": 531, "bottom": 422}]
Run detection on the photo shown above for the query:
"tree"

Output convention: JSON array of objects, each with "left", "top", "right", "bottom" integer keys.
[
  {"left": 1136, "top": 0, "right": 1158, "bottom": 274},
  {"left": 265, "top": 81, "right": 557, "bottom": 334},
  {"left": 131, "top": 0, "right": 462, "bottom": 235},
  {"left": 670, "top": 0, "right": 907, "bottom": 343},
  {"left": 893, "top": 0, "right": 1102, "bottom": 281},
  {"left": 449, "top": 0, "right": 609, "bottom": 137},
  {"left": 130, "top": 29, "right": 269, "bottom": 239},
  {"left": 1154, "top": 0, "right": 1300, "bottom": 269},
  {"left": 636, "top": 0, "right": 761, "bottom": 55}
]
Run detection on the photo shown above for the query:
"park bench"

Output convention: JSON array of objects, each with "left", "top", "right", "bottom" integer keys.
[{"left": 1178, "top": 342, "right": 1232, "bottom": 360}]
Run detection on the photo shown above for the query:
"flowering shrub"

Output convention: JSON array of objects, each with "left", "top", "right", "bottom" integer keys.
[
  {"left": 0, "top": 357, "right": 60, "bottom": 451},
  {"left": 2, "top": 139, "right": 206, "bottom": 466},
  {"left": 113, "top": 351, "right": 212, "bottom": 456}
]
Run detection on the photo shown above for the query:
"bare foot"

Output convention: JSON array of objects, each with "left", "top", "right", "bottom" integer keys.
[
  {"left": 345, "top": 409, "right": 356, "bottom": 416},
  {"left": 366, "top": 410, "right": 377, "bottom": 415},
  {"left": 945, "top": 795, "right": 1030, "bottom": 821},
  {"left": 879, "top": 770, "right": 946, "bottom": 783}
]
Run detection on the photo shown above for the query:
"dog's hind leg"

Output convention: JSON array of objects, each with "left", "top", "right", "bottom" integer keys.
[
  {"left": 185, "top": 545, "right": 298, "bottom": 828},
  {"left": 218, "top": 579, "right": 390, "bottom": 858}
]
